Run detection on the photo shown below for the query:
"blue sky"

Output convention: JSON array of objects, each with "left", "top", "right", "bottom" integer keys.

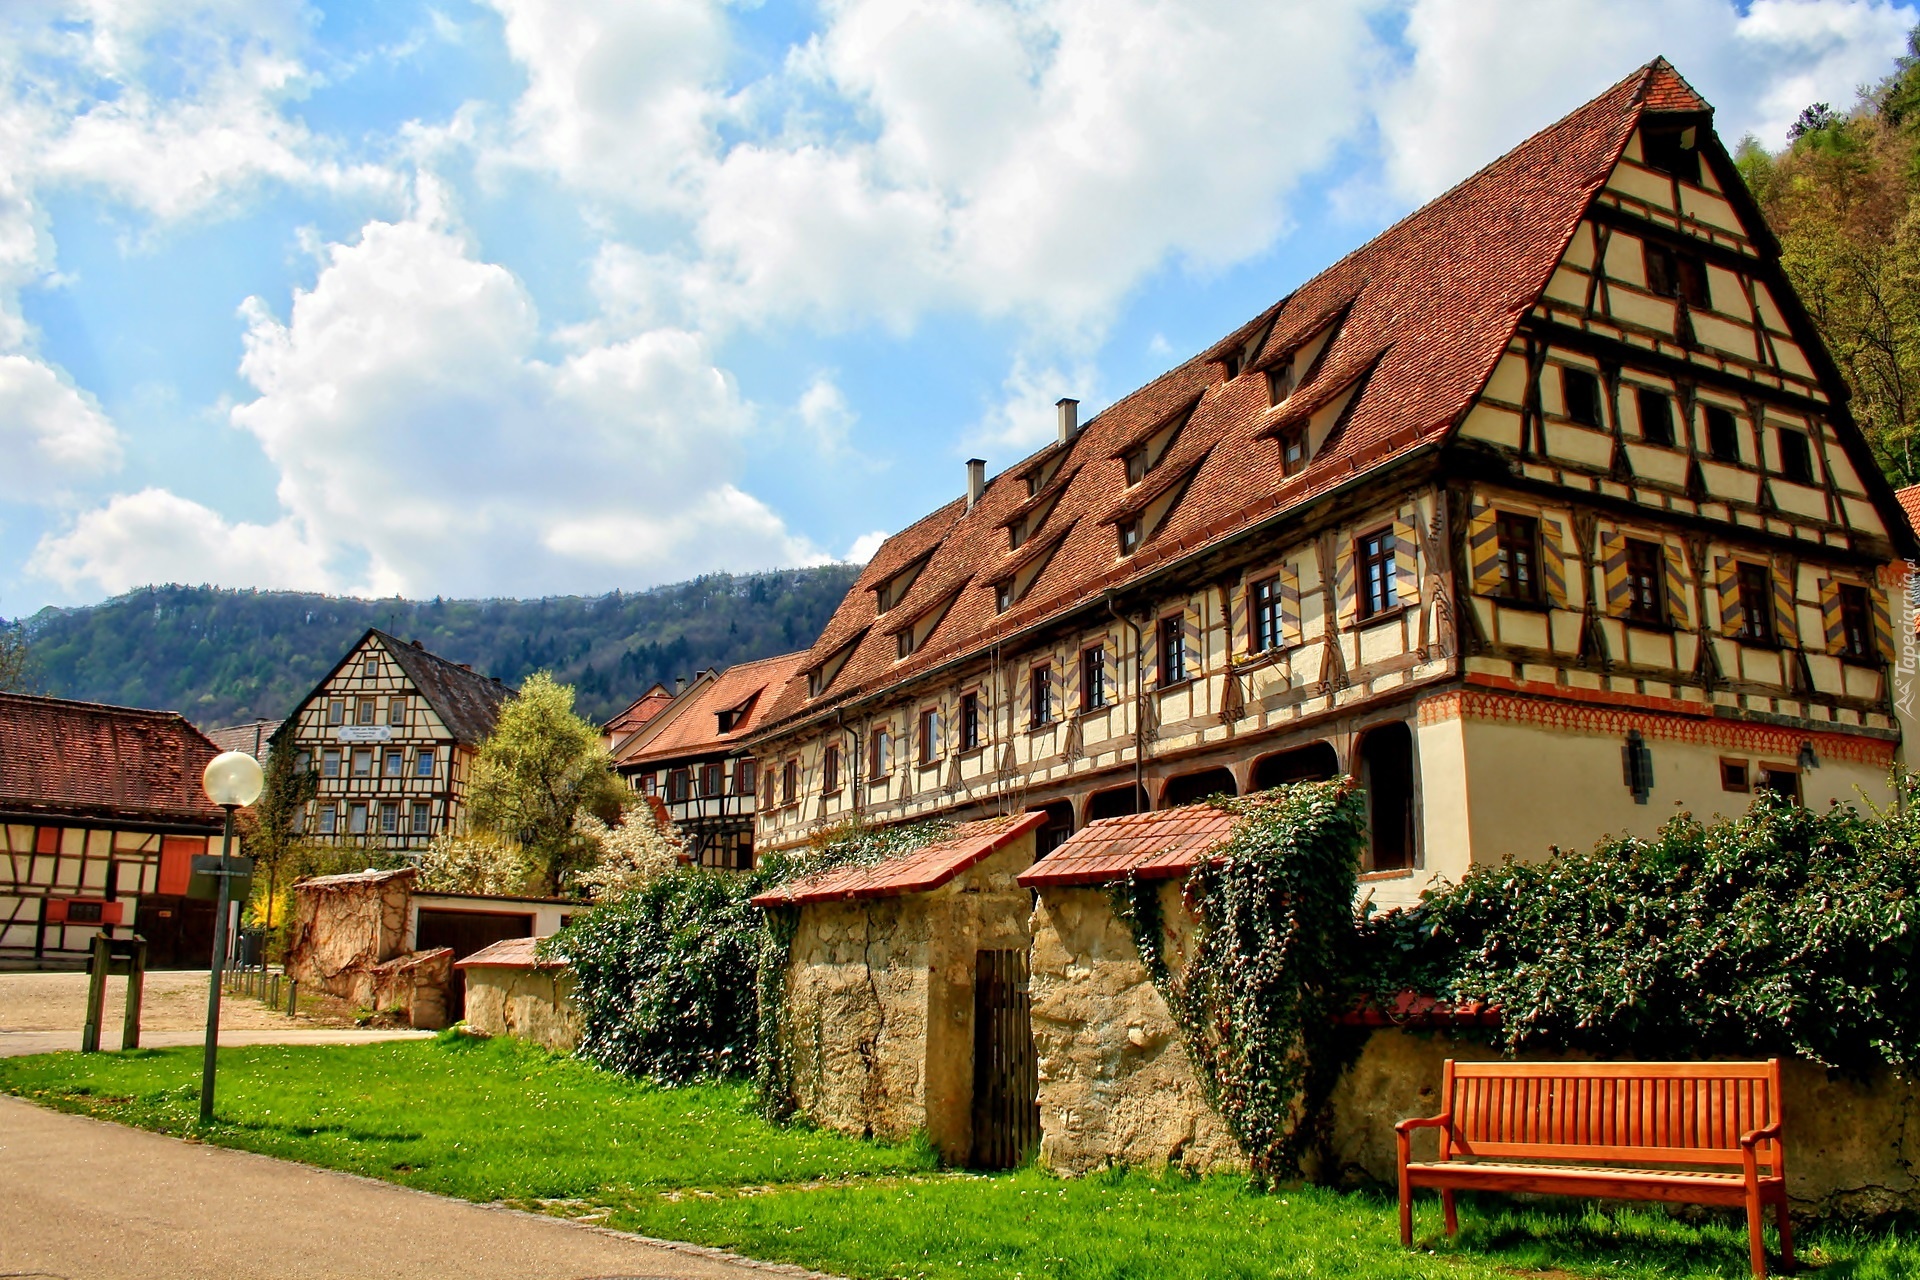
[{"left": 1, "top": 0, "right": 1914, "bottom": 616}]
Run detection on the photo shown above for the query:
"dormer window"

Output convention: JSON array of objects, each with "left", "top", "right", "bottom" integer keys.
[
  {"left": 1118, "top": 518, "right": 1142, "bottom": 557},
  {"left": 1009, "top": 518, "right": 1028, "bottom": 550},
  {"left": 896, "top": 630, "right": 914, "bottom": 660},
  {"left": 1267, "top": 362, "right": 1294, "bottom": 406},
  {"left": 995, "top": 581, "right": 1014, "bottom": 613},
  {"left": 873, "top": 553, "right": 931, "bottom": 614},
  {"left": 1125, "top": 448, "right": 1148, "bottom": 486},
  {"left": 1222, "top": 353, "right": 1241, "bottom": 380},
  {"left": 1278, "top": 426, "right": 1308, "bottom": 477}
]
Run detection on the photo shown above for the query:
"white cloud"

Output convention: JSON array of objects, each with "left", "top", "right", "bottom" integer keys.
[
  {"left": 844, "top": 529, "right": 889, "bottom": 563},
  {"left": 0, "top": 355, "right": 122, "bottom": 501},
  {"left": 28, "top": 487, "right": 333, "bottom": 596},
  {"left": 796, "top": 373, "right": 857, "bottom": 453},
  {"left": 1377, "top": 0, "right": 1917, "bottom": 202}
]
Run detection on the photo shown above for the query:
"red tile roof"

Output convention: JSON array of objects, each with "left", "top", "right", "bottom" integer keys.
[
  {"left": 454, "top": 935, "right": 565, "bottom": 970},
  {"left": 751, "top": 811, "right": 1045, "bottom": 907},
  {"left": 0, "top": 692, "right": 225, "bottom": 828},
  {"left": 203, "top": 718, "right": 281, "bottom": 759},
  {"left": 604, "top": 685, "right": 672, "bottom": 742},
  {"left": 1896, "top": 483, "right": 1920, "bottom": 542},
  {"left": 757, "top": 60, "right": 1687, "bottom": 737},
  {"left": 616, "top": 651, "right": 810, "bottom": 769},
  {"left": 1017, "top": 803, "right": 1239, "bottom": 888}
]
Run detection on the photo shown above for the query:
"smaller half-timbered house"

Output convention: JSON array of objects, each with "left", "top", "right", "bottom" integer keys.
[
  {"left": 612, "top": 652, "right": 809, "bottom": 870},
  {"left": 0, "top": 692, "right": 225, "bottom": 967},
  {"left": 282, "top": 630, "right": 512, "bottom": 850}
]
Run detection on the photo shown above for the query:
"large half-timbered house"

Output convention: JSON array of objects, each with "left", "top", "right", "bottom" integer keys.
[
  {"left": 0, "top": 693, "right": 226, "bottom": 967},
  {"left": 613, "top": 652, "right": 809, "bottom": 870},
  {"left": 283, "top": 630, "right": 512, "bottom": 850},
  {"left": 747, "top": 61, "right": 1916, "bottom": 906}
]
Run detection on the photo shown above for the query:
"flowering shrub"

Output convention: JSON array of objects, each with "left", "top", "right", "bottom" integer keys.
[
  {"left": 1114, "top": 781, "right": 1369, "bottom": 1184},
  {"left": 1356, "top": 784, "right": 1920, "bottom": 1074},
  {"left": 573, "top": 803, "right": 687, "bottom": 902}
]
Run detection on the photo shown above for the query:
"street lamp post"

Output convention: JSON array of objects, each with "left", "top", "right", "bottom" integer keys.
[{"left": 200, "top": 750, "right": 264, "bottom": 1125}]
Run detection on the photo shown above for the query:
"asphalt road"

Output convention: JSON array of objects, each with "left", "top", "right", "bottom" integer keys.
[{"left": 0, "top": 1095, "right": 829, "bottom": 1280}]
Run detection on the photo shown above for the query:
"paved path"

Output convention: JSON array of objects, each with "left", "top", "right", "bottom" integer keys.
[
  {"left": 0, "top": 968, "right": 325, "bottom": 1033},
  {"left": 0, "top": 1095, "right": 828, "bottom": 1280},
  {"left": 0, "top": 1027, "right": 432, "bottom": 1057}
]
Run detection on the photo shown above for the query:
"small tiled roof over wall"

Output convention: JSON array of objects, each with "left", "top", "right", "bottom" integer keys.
[
  {"left": 1896, "top": 483, "right": 1920, "bottom": 543},
  {"left": 756, "top": 61, "right": 1718, "bottom": 737},
  {"left": 752, "top": 811, "right": 1045, "bottom": 906},
  {"left": 1018, "top": 804, "right": 1239, "bottom": 888},
  {"left": 0, "top": 692, "right": 225, "bottom": 827}
]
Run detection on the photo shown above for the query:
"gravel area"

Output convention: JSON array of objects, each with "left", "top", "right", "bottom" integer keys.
[{"left": 0, "top": 969, "right": 317, "bottom": 1033}]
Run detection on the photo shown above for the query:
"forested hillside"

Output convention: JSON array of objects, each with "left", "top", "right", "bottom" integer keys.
[
  {"left": 1739, "top": 31, "right": 1920, "bottom": 486},
  {"left": 12, "top": 567, "right": 859, "bottom": 727}
]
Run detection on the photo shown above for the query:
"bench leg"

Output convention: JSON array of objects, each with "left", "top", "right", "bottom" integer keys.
[
  {"left": 1774, "top": 1197, "right": 1794, "bottom": 1272},
  {"left": 1398, "top": 1169, "right": 1413, "bottom": 1247},
  {"left": 1442, "top": 1190, "right": 1458, "bottom": 1238},
  {"left": 1745, "top": 1191, "right": 1768, "bottom": 1279}
]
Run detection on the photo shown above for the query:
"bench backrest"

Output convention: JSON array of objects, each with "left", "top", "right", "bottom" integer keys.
[{"left": 1441, "top": 1060, "right": 1783, "bottom": 1171}]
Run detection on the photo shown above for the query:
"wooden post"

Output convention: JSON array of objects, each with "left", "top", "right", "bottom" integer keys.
[
  {"left": 121, "top": 939, "right": 146, "bottom": 1051},
  {"left": 80, "top": 934, "right": 109, "bottom": 1053}
]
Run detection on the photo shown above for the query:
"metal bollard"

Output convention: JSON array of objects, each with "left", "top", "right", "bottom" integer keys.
[{"left": 286, "top": 978, "right": 298, "bottom": 1018}]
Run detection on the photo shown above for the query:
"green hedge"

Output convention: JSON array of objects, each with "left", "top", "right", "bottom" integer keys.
[{"left": 1357, "top": 786, "right": 1920, "bottom": 1074}]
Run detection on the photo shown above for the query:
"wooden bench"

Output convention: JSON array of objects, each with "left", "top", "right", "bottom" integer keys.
[{"left": 1395, "top": 1060, "right": 1791, "bottom": 1277}]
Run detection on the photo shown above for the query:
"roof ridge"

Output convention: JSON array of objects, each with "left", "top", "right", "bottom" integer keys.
[{"left": 0, "top": 689, "right": 200, "bottom": 722}]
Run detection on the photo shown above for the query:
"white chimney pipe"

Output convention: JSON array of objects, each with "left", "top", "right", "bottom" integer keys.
[
  {"left": 1056, "top": 398, "right": 1079, "bottom": 443},
  {"left": 966, "top": 458, "right": 986, "bottom": 509}
]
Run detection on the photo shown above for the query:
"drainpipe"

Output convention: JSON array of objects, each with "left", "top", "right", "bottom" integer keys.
[{"left": 1107, "top": 590, "right": 1147, "bottom": 814}]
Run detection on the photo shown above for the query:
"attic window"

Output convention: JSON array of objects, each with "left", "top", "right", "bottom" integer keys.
[
  {"left": 1266, "top": 362, "right": 1294, "bottom": 406},
  {"left": 362, "top": 658, "right": 379, "bottom": 679},
  {"left": 1777, "top": 428, "right": 1815, "bottom": 484},
  {"left": 1125, "top": 448, "right": 1148, "bottom": 486},
  {"left": 1221, "top": 353, "right": 1242, "bottom": 380},
  {"left": 1278, "top": 425, "right": 1309, "bottom": 476},
  {"left": 1026, "top": 474, "right": 1041, "bottom": 499},
  {"left": 1118, "top": 518, "right": 1142, "bottom": 557},
  {"left": 1641, "top": 124, "right": 1701, "bottom": 184},
  {"left": 896, "top": 629, "right": 914, "bottom": 660},
  {"left": 1009, "top": 517, "right": 1028, "bottom": 550},
  {"left": 994, "top": 581, "right": 1014, "bottom": 614},
  {"left": 1645, "top": 241, "right": 1709, "bottom": 309},
  {"left": 717, "top": 708, "right": 739, "bottom": 733}
]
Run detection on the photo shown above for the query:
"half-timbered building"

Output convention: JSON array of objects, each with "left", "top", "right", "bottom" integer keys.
[
  {"left": 0, "top": 693, "right": 225, "bottom": 967},
  {"left": 612, "top": 652, "right": 808, "bottom": 870},
  {"left": 282, "top": 630, "right": 512, "bottom": 850},
  {"left": 747, "top": 61, "right": 1916, "bottom": 907}
]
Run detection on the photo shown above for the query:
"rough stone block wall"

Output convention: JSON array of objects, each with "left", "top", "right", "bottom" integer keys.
[
  {"left": 464, "top": 964, "right": 581, "bottom": 1052},
  {"left": 1029, "top": 881, "right": 1243, "bottom": 1175},
  {"left": 285, "top": 868, "right": 448, "bottom": 1029},
  {"left": 1328, "top": 1028, "right": 1920, "bottom": 1222}
]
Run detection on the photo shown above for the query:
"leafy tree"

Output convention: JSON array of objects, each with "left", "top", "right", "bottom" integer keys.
[
  {"left": 574, "top": 803, "right": 688, "bottom": 902},
  {"left": 0, "top": 606, "right": 30, "bottom": 692},
  {"left": 1738, "top": 27, "right": 1920, "bottom": 484},
  {"left": 467, "top": 672, "right": 626, "bottom": 897},
  {"left": 239, "top": 731, "right": 317, "bottom": 930},
  {"left": 415, "top": 830, "right": 528, "bottom": 896}
]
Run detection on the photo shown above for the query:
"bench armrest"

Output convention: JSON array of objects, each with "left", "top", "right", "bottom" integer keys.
[
  {"left": 1739, "top": 1121, "right": 1783, "bottom": 1149},
  {"left": 1394, "top": 1113, "right": 1451, "bottom": 1136}
]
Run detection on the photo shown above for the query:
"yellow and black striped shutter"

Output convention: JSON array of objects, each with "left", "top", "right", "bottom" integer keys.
[
  {"left": 1599, "top": 531, "right": 1629, "bottom": 616},
  {"left": 1229, "top": 581, "right": 1250, "bottom": 659},
  {"left": 1770, "top": 561, "right": 1799, "bottom": 649},
  {"left": 1466, "top": 499, "right": 1501, "bottom": 595},
  {"left": 1540, "top": 518, "right": 1568, "bottom": 607},
  {"left": 1335, "top": 538, "right": 1358, "bottom": 627},
  {"left": 1714, "top": 555, "right": 1743, "bottom": 637},
  {"left": 1872, "top": 585, "right": 1896, "bottom": 662},
  {"left": 1184, "top": 606, "right": 1203, "bottom": 676},
  {"left": 1391, "top": 517, "right": 1421, "bottom": 606},
  {"left": 1818, "top": 579, "right": 1845, "bottom": 655},
  {"left": 1662, "top": 543, "right": 1690, "bottom": 628},
  {"left": 1279, "top": 567, "right": 1303, "bottom": 645}
]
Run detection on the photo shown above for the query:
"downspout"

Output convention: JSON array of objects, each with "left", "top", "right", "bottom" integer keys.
[{"left": 1108, "top": 590, "right": 1147, "bottom": 813}]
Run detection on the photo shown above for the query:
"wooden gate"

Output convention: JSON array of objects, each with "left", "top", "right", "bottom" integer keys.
[{"left": 970, "top": 948, "right": 1039, "bottom": 1169}]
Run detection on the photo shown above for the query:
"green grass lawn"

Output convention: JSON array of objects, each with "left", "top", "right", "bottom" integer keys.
[{"left": 3, "top": 1034, "right": 1914, "bottom": 1280}]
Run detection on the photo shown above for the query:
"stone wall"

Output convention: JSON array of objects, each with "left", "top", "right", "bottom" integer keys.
[
  {"left": 464, "top": 962, "right": 580, "bottom": 1053},
  {"left": 1028, "top": 880, "right": 1243, "bottom": 1175},
  {"left": 778, "top": 836, "right": 1034, "bottom": 1164},
  {"left": 286, "top": 866, "right": 449, "bottom": 1028},
  {"left": 1327, "top": 1028, "right": 1920, "bottom": 1223}
]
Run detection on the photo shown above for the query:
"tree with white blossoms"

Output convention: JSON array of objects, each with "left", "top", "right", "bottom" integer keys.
[
  {"left": 573, "top": 800, "right": 688, "bottom": 902},
  {"left": 414, "top": 829, "right": 529, "bottom": 897}
]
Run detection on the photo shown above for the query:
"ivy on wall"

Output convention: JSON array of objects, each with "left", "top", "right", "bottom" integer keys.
[
  {"left": 1356, "top": 785, "right": 1920, "bottom": 1075},
  {"left": 1113, "top": 781, "right": 1369, "bottom": 1185}
]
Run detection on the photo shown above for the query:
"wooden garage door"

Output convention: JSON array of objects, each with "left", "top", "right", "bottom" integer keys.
[{"left": 415, "top": 909, "right": 534, "bottom": 1021}]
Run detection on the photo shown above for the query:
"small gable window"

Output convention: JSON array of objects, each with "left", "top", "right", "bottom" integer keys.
[
  {"left": 1777, "top": 428, "right": 1815, "bottom": 484},
  {"left": 1125, "top": 447, "right": 1149, "bottom": 486},
  {"left": 1705, "top": 406, "right": 1741, "bottom": 463},
  {"left": 1562, "top": 368, "right": 1602, "bottom": 427},
  {"left": 1645, "top": 241, "right": 1710, "bottom": 309},
  {"left": 328, "top": 699, "right": 344, "bottom": 726},
  {"left": 1266, "top": 361, "right": 1294, "bottom": 406},
  {"left": 1278, "top": 425, "right": 1308, "bottom": 476},
  {"left": 994, "top": 581, "right": 1014, "bottom": 614},
  {"left": 896, "top": 629, "right": 914, "bottom": 660},
  {"left": 387, "top": 697, "right": 407, "bottom": 727},
  {"left": 1641, "top": 124, "right": 1701, "bottom": 184},
  {"left": 1117, "top": 518, "right": 1142, "bottom": 557},
  {"left": 415, "top": 748, "right": 435, "bottom": 777},
  {"left": 1636, "top": 388, "right": 1675, "bottom": 447},
  {"left": 363, "top": 657, "right": 379, "bottom": 680}
]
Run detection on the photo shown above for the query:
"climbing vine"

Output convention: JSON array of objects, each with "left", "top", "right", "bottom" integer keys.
[{"left": 1113, "top": 780, "right": 1369, "bottom": 1185}]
